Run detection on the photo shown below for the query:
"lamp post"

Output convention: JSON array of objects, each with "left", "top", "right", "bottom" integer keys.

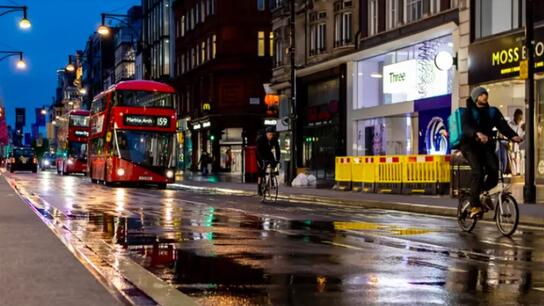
[
  {"left": 287, "top": 0, "right": 297, "bottom": 186},
  {"left": 0, "top": 5, "right": 31, "bottom": 29},
  {"left": 0, "top": 51, "right": 26, "bottom": 69},
  {"left": 524, "top": 0, "right": 536, "bottom": 203},
  {"left": 97, "top": 12, "right": 147, "bottom": 79}
]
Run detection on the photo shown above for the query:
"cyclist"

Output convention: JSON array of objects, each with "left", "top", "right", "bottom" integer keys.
[
  {"left": 256, "top": 127, "right": 281, "bottom": 195},
  {"left": 461, "top": 87, "right": 523, "bottom": 218}
]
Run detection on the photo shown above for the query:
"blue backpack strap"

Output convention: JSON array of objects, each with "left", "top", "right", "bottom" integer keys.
[
  {"left": 488, "top": 107, "right": 498, "bottom": 118},
  {"left": 471, "top": 108, "right": 479, "bottom": 124}
]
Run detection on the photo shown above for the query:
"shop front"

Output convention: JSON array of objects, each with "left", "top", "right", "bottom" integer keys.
[
  {"left": 468, "top": 25, "right": 544, "bottom": 201},
  {"left": 349, "top": 35, "right": 454, "bottom": 156},
  {"left": 298, "top": 67, "right": 346, "bottom": 181}
]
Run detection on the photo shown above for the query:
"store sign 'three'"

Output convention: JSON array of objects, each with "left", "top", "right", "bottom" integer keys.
[{"left": 383, "top": 59, "right": 449, "bottom": 103}]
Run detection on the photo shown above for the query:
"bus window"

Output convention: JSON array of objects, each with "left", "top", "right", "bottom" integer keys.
[
  {"left": 91, "top": 98, "right": 105, "bottom": 114},
  {"left": 115, "top": 91, "right": 174, "bottom": 108}
]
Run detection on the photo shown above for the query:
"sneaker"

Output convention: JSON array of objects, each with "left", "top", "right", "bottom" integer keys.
[{"left": 470, "top": 206, "right": 483, "bottom": 219}]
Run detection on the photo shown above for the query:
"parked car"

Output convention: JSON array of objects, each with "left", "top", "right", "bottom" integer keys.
[
  {"left": 7, "top": 147, "right": 38, "bottom": 173},
  {"left": 40, "top": 152, "right": 55, "bottom": 171}
]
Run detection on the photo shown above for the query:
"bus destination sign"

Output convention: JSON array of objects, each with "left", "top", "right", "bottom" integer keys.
[{"left": 124, "top": 115, "right": 170, "bottom": 128}]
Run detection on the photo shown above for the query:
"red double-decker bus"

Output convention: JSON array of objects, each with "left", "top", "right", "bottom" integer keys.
[
  {"left": 56, "top": 110, "right": 90, "bottom": 175},
  {"left": 89, "top": 80, "right": 177, "bottom": 188}
]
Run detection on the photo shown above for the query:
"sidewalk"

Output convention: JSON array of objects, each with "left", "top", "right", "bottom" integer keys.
[
  {"left": 174, "top": 173, "right": 544, "bottom": 227},
  {"left": 0, "top": 175, "right": 121, "bottom": 306}
]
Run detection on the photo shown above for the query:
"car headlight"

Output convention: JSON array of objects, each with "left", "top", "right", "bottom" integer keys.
[
  {"left": 117, "top": 168, "right": 125, "bottom": 177},
  {"left": 166, "top": 170, "right": 174, "bottom": 179},
  {"left": 44, "top": 160, "right": 50, "bottom": 166},
  {"left": 67, "top": 159, "right": 74, "bottom": 165}
]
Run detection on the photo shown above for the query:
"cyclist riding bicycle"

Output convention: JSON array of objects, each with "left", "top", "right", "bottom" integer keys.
[
  {"left": 256, "top": 127, "right": 281, "bottom": 195},
  {"left": 461, "top": 87, "right": 523, "bottom": 218}
]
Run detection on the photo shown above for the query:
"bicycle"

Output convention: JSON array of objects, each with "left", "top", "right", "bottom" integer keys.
[
  {"left": 457, "top": 138, "right": 519, "bottom": 236},
  {"left": 259, "top": 161, "right": 278, "bottom": 204}
]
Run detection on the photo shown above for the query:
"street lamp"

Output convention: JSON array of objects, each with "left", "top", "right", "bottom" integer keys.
[
  {"left": 97, "top": 13, "right": 133, "bottom": 37},
  {"left": 65, "top": 55, "right": 76, "bottom": 72},
  {"left": 0, "top": 5, "right": 31, "bottom": 29},
  {"left": 0, "top": 51, "right": 27, "bottom": 70}
]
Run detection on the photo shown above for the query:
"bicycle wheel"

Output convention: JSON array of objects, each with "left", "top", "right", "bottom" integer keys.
[
  {"left": 270, "top": 174, "right": 278, "bottom": 203},
  {"left": 457, "top": 194, "right": 477, "bottom": 232},
  {"left": 495, "top": 194, "right": 519, "bottom": 236},
  {"left": 260, "top": 178, "right": 269, "bottom": 203}
]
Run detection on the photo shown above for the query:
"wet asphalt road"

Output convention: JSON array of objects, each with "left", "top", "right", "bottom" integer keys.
[{"left": 4, "top": 170, "right": 544, "bottom": 306}]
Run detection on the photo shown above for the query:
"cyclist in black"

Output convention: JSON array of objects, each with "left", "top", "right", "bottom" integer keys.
[
  {"left": 461, "top": 87, "right": 523, "bottom": 218},
  {"left": 256, "top": 127, "right": 281, "bottom": 195}
]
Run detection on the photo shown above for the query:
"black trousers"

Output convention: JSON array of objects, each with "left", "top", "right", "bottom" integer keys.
[{"left": 460, "top": 143, "right": 499, "bottom": 207}]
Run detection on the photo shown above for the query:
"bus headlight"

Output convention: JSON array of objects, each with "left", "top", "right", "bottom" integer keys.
[
  {"left": 166, "top": 170, "right": 174, "bottom": 179},
  {"left": 117, "top": 168, "right": 125, "bottom": 177}
]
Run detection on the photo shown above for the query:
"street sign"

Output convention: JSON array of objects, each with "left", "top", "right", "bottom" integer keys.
[{"left": 519, "top": 59, "right": 529, "bottom": 79}]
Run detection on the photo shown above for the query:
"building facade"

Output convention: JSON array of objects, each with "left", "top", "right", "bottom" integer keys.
[
  {"left": 172, "top": 0, "right": 272, "bottom": 175},
  {"left": 142, "top": 0, "right": 172, "bottom": 81},
  {"left": 271, "top": 0, "right": 361, "bottom": 183},
  {"left": 113, "top": 6, "right": 143, "bottom": 83},
  {"left": 81, "top": 33, "right": 115, "bottom": 109}
]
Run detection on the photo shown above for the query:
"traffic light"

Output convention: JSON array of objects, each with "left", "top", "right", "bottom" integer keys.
[{"left": 209, "top": 134, "right": 216, "bottom": 141}]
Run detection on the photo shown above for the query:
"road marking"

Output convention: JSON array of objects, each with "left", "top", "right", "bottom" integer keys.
[{"left": 534, "top": 287, "right": 544, "bottom": 292}]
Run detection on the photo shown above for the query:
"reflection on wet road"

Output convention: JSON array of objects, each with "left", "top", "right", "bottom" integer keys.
[{"left": 5, "top": 171, "right": 544, "bottom": 305}]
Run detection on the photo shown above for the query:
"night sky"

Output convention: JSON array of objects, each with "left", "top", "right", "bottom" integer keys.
[{"left": 0, "top": 0, "right": 139, "bottom": 132}]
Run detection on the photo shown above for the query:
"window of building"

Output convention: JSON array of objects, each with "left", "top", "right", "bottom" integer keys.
[
  {"left": 191, "top": 48, "right": 195, "bottom": 69},
  {"left": 369, "top": 0, "right": 379, "bottom": 35},
  {"left": 353, "top": 35, "right": 453, "bottom": 110},
  {"left": 274, "top": 36, "right": 283, "bottom": 67},
  {"left": 269, "top": 32, "right": 274, "bottom": 56},
  {"left": 257, "top": 0, "right": 266, "bottom": 11},
  {"left": 201, "top": 41, "right": 206, "bottom": 62},
  {"left": 198, "top": 44, "right": 201, "bottom": 66},
  {"left": 211, "top": 0, "right": 215, "bottom": 15},
  {"left": 335, "top": 12, "right": 352, "bottom": 46},
  {"left": 196, "top": 4, "right": 200, "bottom": 24},
  {"left": 404, "top": 0, "right": 441, "bottom": 23},
  {"left": 474, "top": 0, "right": 524, "bottom": 39},
  {"left": 181, "top": 15, "right": 185, "bottom": 36},
  {"left": 387, "top": 0, "right": 399, "bottom": 30},
  {"left": 258, "top": 31, "right": 266, "bottom": 56},
  {"left": 181, "top": 54, "right": 185, "bottom": 73},
  {"left": 201, "top": 1, "right": 206, "bottom": 20},
  {"left": 207, "top": 36, "right": 211, "bottom": 60},
  {"left": 310, "top": 23, "right": 326, "bottom": 55},
  {"left": 212, "top": 34, "right": 217, "bottom": 58}
]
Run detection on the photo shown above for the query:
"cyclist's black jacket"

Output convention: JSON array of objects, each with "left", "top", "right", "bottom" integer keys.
[
  {"left": 256, "top": 135, "right": 281, "bottom": 163},
  {"left": 461, "top": 98, "right": 517, "bottom": 149}
]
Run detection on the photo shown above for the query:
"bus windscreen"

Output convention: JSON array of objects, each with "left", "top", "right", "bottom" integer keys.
[{"left": 70, "top": 115, "right": 90, "bottom": 127}]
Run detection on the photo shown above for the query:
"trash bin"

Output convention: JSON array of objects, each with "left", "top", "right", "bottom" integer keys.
[
  {"left": 244, "top": 146, "right": 257, "bottom": 183},
  {"left": 450, "top": 150, "right": 471, "bottom": 198}
]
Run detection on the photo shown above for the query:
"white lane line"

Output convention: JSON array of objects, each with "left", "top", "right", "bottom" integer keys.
[{"left": 534, "top": 287, "right": 544, "bottom": 292}]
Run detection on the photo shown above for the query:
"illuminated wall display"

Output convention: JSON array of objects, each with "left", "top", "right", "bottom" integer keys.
[
  {"left": 382, "top": 59, "right": 449, "bottom": 103},
  {"left": 202, "top": 121, "right": 211, "bottom": 128}
]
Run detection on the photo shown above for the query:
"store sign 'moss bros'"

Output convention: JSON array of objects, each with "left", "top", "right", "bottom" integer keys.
[{"left": 469, "top": 26, "right": 544, "bottom": 84}]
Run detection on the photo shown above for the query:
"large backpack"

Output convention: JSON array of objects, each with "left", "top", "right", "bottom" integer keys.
[{"left": 448, "top": 107, "right": 497, "bottom": 149}]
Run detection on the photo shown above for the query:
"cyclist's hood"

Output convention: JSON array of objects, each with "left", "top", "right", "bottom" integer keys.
[{"left": 466, "top": 97, "right": 489, "bottom": 110}]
